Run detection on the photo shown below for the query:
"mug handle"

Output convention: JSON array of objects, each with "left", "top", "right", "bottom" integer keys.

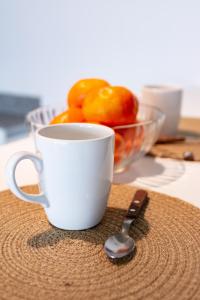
[{"left": 6, "top": 151, "right": 49, "bottom": 208}]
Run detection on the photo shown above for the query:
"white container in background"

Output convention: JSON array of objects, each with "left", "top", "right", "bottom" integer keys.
[{"left": 141, "top": 85, "right": 183, "bottom": 136}]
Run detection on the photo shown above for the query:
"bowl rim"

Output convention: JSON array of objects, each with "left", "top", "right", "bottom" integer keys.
[
  {"left": 113, "top": 103, "right": 165, "bottom": 129},
  {"left": 26, "top": 105, "right": 65, "bottom": 120},
  {"left": 26, "top": 103, "right": 165, "bottom": 128}
]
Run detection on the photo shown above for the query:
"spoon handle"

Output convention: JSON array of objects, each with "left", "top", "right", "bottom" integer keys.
[{"left": 126, "top": 190, "right": 148, "bottom": 219}]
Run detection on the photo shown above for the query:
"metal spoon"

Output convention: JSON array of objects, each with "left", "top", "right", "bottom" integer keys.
[
  {"left": 104, "top": 190, "right": 148, "bottom": 259},
  {"left": 183, "top": 151, "right": 195, "bottom": 161}
]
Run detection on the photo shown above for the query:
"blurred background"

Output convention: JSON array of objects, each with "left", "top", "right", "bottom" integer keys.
[{"left": 0, "top": 0, "right": 200, "bottom": 143}]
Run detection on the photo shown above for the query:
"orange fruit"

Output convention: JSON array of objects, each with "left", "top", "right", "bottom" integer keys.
[
  {"left": 119, "top": 124, "right": 144, "bottom": 155},
  {"left": 118, "top": 128, "right": 136, "bottom": 155},
  {"left": 83, "top": 86, "right": 138, "bottom": 126},
  {"left": 68, "top": 78, "right": 109, "bottom": 108},
  {"left": 114, "top": 152, "right": 123, "bottom": 164},
  {"left": 133, "top": 125, "right": 144, "bottom": 151},
  {"left": 68, "top": 107, "right": 85, "bottom": 122},
  {"left": 50, "top": 111, "right": 69, "bottom": 124},
  {"left": 50, "top": 107, "right": 84, "bottom": 124},
  {"left": 114, "top": 132, "right": 125, "bottom": 164}
]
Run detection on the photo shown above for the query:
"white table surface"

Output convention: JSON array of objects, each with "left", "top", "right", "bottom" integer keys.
[{"left": 1, "top": 135, "right": 200, "bottom": 208}]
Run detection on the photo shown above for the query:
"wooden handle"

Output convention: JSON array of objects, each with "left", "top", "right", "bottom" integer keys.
[
  {"left": 156, "top": 135, "right": 185, "bottom": 144},
  {"left": 126, "top": 190, "right": 148, "bottom": 219}
]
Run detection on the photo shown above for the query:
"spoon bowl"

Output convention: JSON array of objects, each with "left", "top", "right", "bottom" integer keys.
[
  {"left": 104, "top": 190, "right": 148, "bottom": 261},
  {"left": 104, "top": 233, "right": 135, "bottom": 259}
]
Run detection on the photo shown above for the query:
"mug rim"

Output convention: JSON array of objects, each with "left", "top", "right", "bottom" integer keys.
[
  {"left": 36, "top": 123, "right": 115, "bottom": 143},
  {"left": 142, "top": 84, "right": 182, "bottom": 93}
]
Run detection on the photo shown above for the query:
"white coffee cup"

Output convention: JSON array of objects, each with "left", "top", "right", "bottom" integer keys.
[
  {"left": 141, "top": 85, "right": 183, "bottom": 136},
  {"left": 6, "top": 123, "right": 115, "bottom": 230}
]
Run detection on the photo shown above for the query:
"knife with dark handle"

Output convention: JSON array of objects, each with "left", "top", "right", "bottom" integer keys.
[{"left": 156, "top": 135, "right": 185, "bottom": 144}]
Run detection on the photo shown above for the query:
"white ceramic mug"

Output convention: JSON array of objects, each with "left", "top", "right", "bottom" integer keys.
[
  {"left": 6, "top": 123, "right": 115, "bottom": 230},
  {"left": 141, "top": 85, "right": 183, "bottom": 136}
]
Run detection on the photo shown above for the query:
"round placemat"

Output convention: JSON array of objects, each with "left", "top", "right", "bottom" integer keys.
[
  {"left": 0, "top": 185, "right": 200, "bottom": 300},
  {"left": 150, "top": 118, "right": 200, "bottom": 161},
  {"left": 150, "top": 139, "right": 200, "bottom": 161}
]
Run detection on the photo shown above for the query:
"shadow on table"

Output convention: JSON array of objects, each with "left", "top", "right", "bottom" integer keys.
[
  {"left": 113, "top": 156, "right": 165, "bottom": 184},
  {"left": 27, "top": 204, "right": 150, "bottom": 259},
  {"left": 113, "top": 156, "right": 185, "bottom": 188}
]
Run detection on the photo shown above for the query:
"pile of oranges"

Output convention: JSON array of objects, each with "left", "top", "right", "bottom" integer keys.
[{"left": 50, "top": 78, "right": 141, "bottom": 164}]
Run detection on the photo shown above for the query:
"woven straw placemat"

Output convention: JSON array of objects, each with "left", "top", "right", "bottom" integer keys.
[
  {"left": 0, "top": 185, "right": 200, "bottom": 300},
  {"left": 150, "top": 118, "right": 200, "bottom": 161}
]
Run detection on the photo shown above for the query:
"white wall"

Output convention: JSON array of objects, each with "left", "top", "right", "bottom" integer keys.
[{"left": 0, "top": 0, "right": 200, "bottom": 116}]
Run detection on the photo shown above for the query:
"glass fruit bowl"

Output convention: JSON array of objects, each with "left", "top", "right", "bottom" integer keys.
[{"left": 26, "top": 104, "right": 165, "bottom": 173}]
